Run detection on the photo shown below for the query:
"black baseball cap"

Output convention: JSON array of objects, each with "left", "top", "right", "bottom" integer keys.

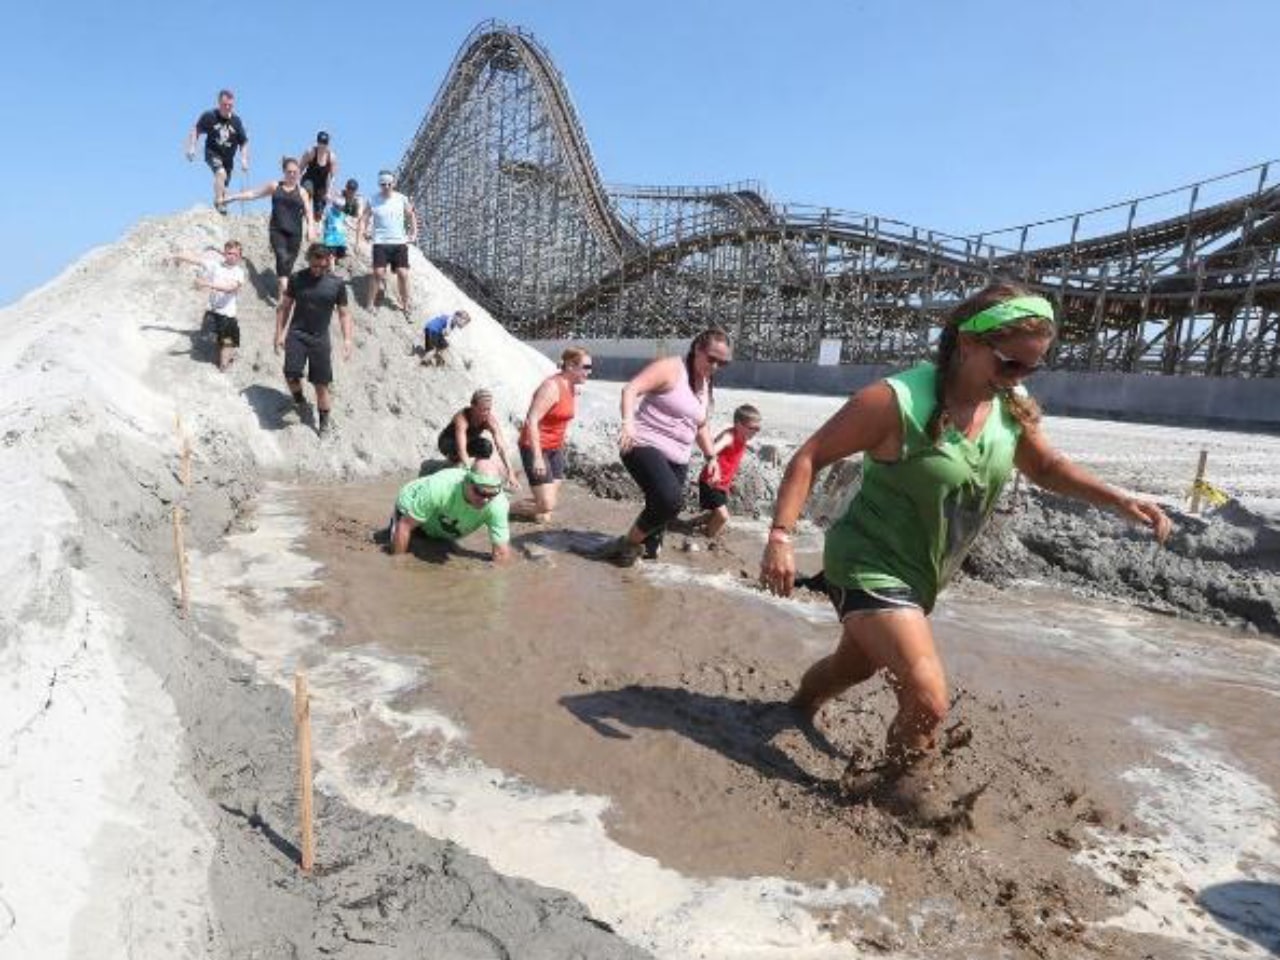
[{"left": 317, "top": 131, "right": 330, "bottom": 144}]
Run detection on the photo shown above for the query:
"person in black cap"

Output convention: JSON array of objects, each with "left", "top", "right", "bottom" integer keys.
[
  {"left": 300, "top": 131, "right": 339, "bottom": 219},
  {"left": 339, "top": 178, "right": 364, "bottom": 222}
]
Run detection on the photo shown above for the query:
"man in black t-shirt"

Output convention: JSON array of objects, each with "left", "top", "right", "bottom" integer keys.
[
  {"left": 274, "top": 244, "right": 354, "bottom": 437},
  {"left": 185, "top": 89, "right": 250, "bottom": 213}
]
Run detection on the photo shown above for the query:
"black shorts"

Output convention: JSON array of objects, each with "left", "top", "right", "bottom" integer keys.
[
  {"left": 426, "top": 329, "right": 449, "bottom": 351},
  {"left": 303, "top": 178, "right": 330, "bottom": 217},
  {"left": 204, "top": 310, "right": 240, "bottom": 347},
  {"left": 205, "top": 149, "right": 235, "bottom": 178},
  {"left": 797, "top": 571, "right": 924, "bottom": 620},
  {"left": 698, "top": 480, "right": 729, "bottom": 511},
  {"left": 438, "top": 426, "right": 492, "bottom": 462},
  {"left": 283, "top": 331, "right": 333, "bottom": 385},
  {"left": 373, "top": 243, "right": 409, "bottom": 270},
  {"left": 520, "top": 445, "right": 566, "bottom": 487},
  {"left": 270, "top": 228, "right": 302, "bottom": 277},
  {"left": 326, "top": 245, "right": 347, "bottom": 261}
]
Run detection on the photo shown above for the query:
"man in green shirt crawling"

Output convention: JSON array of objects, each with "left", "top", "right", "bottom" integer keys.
[{"left": 389, "top": 457, "right": 511, "bottom": 562}]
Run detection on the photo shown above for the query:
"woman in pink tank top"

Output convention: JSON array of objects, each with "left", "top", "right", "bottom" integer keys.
[{"left": 584, "top": 328, "right": 733, "bottom": 566}]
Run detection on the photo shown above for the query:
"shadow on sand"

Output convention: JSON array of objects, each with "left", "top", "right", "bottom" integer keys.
[
  {"left": 560, "top": 685, "right": 844, "bottom": 789},
  {"left": 139, "top": 319, "right": 216, "bottom": 365},
  {"left": 1197, "top": 880, "right": 1280, "bottom": 954},
  {"left": 240, "top": 384, "right": 303, "bottom": 432}
]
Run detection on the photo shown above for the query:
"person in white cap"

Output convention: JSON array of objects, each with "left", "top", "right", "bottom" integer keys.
[{"left": 357, "top": 169, "right": 419, "bottom": 315}]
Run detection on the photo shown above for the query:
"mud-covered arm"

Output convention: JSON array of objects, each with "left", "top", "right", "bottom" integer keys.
[{"left": 1015, "top": 425, "right": 1171, "bottom": 542}]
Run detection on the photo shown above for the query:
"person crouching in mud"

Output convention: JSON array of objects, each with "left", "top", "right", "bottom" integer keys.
[
  {"left": 759, "top": 283, "right": 1172, "bottom": 814},
  {"left": 388, "top": 456, "right": 512, "bottom": 563}
]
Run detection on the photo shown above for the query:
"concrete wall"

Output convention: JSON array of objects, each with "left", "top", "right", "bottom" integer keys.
[{"left": 527, "top": 339, "right": 1280, "bottom": 431}]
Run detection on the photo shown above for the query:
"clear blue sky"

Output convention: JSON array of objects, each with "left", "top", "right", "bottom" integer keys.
[{"left": 2, "top": 0, "right": 1275, "bottom": 306}]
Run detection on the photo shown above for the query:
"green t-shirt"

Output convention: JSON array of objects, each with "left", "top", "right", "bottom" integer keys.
[
  {"left": 823, "top": 363, "right": 1024, "bottom": 612},
  {"left": 395, "top": 468, "right": 510, "bottom": 545}
]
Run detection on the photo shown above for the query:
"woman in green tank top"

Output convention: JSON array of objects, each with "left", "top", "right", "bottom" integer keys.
[{"left": 759, "top": 282, "right": 1172, "bottom": 807}]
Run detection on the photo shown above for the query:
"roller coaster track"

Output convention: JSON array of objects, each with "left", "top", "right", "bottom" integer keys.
[{"left": 400, "top": 21, "right": 1280, "bottom": 376}]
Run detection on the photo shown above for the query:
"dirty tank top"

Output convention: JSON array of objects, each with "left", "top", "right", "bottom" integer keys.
[{"left": 823, "top": 363, "right": 1024, "bottom": 612}]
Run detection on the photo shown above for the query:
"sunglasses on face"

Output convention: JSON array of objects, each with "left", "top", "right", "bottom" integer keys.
[
  {"left": 704, "top": 353, "right": 731, "bottom": 369},
  {"left": 989, "top": 346, "right": 1044, "bottom": 377},
  {"left": 577, "top": 363, "right": 593, "bottom": 372},
  {"left": 470, "top": 483, "right": 501, "bottom": 499}
]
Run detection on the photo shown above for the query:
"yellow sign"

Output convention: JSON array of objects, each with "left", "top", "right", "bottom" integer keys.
[{"left": 1189, "top": 478, "right": 1231, "bottom": 507}]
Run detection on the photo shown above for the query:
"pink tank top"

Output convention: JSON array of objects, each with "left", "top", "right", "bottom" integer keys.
[{"left": 633, "top": 371, "right": 707, "bottom": 464}]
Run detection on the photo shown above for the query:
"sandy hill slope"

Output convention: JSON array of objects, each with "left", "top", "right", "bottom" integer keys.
[{"left": 0, "top": 210, "right": 640, "bottom": 960}]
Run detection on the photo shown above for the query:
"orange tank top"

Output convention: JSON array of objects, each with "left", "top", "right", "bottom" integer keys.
[{"left": 520, "top": 375, "right": 576, "bottom": 451}]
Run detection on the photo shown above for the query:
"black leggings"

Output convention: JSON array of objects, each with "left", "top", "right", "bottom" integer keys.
[{"left": 622, "top": 446, "right": 688, "bottom": 539}]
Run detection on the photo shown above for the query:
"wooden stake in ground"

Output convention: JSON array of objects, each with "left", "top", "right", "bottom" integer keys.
[
  {"left": 1189, "top": 449, "right": 1209, "bottom": 514},
  {"left": 171, "top": 505, "right": 190, "bottom": 617},
  {"left": 175, "top": 413, "right": 192, "bottom": 487},
  {"left": 295, "top": 671, "right": 316, "bottom": 874},
  {"left": 180, "top": 436, "right": 192, "bottom": 488}
]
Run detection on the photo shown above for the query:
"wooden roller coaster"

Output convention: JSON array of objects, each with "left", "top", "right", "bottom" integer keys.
[{"left": 399, "top": 21, "right": 1280, "bottom": 376}]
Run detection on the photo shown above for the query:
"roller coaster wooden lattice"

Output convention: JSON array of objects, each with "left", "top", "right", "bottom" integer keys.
[{"left": 399, "top": 21, "right": 1280, "bottom": 376}]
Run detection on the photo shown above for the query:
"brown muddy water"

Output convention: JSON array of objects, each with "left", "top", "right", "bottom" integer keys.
[{"left": 202, "top": 478, "right": 1280, "bottom": 960}]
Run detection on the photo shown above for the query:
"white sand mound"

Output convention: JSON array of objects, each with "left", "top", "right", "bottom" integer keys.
[{"left": 0, "top": 208, "right": 554, "bottom": 959}]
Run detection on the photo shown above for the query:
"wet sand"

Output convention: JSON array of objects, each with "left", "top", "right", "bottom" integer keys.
[{"left": 281, "top": 478, "right": 1280, "bottom": 959}]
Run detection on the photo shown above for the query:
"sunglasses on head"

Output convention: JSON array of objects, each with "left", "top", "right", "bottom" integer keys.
[{"left": 989, "top": 346, "right": 1044, "bottom": 377}]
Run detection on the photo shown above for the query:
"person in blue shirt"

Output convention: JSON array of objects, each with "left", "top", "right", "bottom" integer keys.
[
  {"left": 321, "top": 197, "right": 351, "bottom": 266},
  {"left": 421, "top": 310, "right": 471, "bottom": 366}
]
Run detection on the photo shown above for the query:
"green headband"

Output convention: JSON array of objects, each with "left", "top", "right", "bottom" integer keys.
[
  {"left": 466, "top": 469, "right": 503, "bottom": 490},
  {"left": 958, "top": 295, "right": 1056, "bottom": 334}
]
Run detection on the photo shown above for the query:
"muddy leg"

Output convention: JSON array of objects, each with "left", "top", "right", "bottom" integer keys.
[{"left": 789, "top": 616, "right": 881, "bottom": 720}]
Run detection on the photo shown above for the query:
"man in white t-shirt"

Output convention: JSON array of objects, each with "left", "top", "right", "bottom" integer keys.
[
  {"left": 171, "top": 240, "right": 246, "bottom": 371},
  {"left": 357, "top": 169, "right": 419, "bottom": 315}
]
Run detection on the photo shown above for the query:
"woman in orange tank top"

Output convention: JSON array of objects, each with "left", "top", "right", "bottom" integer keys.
[{"left": 511, "top": 347, "right": 593, "bottom": 522}]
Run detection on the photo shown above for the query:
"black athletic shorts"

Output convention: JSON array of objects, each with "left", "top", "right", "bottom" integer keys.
[
  {"left": 270, "top": 228, "right": 302, "bottom": 277},
  {"left": 283, "top": 330, "right": 332, "bottom": 385},
  {"left": 302, "top": 178, "right": 330, "bottom": 218},
  {"left": 698, "top": 480, "right": 729, "bottom": 511},
  {"left": 373, "top": 243, "right": 409, "bottom": 270},
  {"left": 438, "top": 426, "right": 492, "bottom": 462},
  {"left": 796, "top": 571, "right": 924, "bottom": 620},
  {"left": 520, "top": 445, "right": 566, "bottom": 487},
  {"left": 426, "top": 329, "right": 449, "bottom": 351},
  {"left": 204, "top": 310, "right": 240, "bottom": 347},
  {"left": 205, "top": 148, "right": 235, "bottom": 178},
  {"left": 326, "top": 245, "right": 347, "bottom": 261}
]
